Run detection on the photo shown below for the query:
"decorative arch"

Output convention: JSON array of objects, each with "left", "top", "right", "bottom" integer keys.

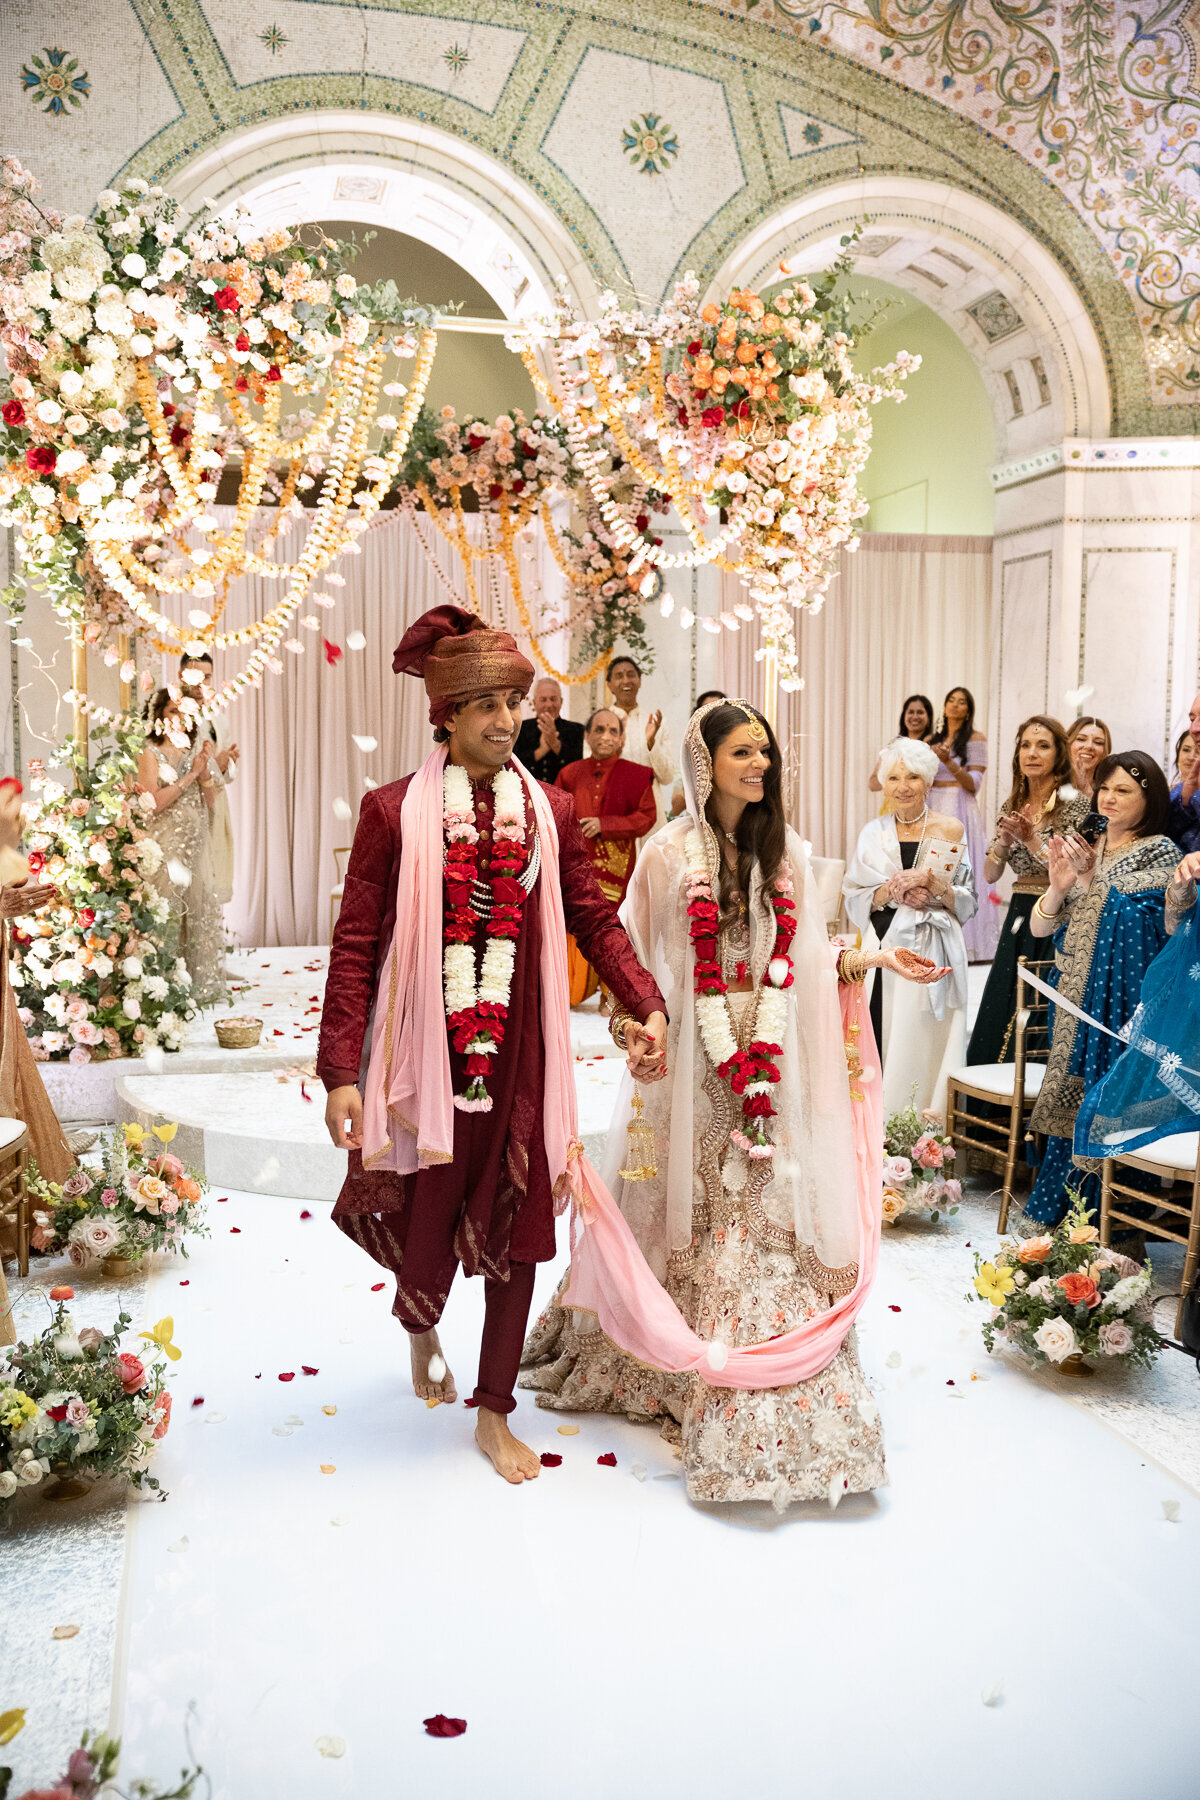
[
  {"left": 165, "top": 111, "right": 601, "bottom": 325},
  {"left": 709, "top": 177, "right": 1114, "bottom": 455}
]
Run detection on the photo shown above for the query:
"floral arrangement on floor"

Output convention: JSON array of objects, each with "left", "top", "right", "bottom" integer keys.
[
  {"left": 10, "top": 726, "right": 196, "bottom": 1062},
  {"left": 881, "top": 1102, "right": 961, "bottom": 1225},
  {"left": 29, "top": 1121, "right": 207, "bottom": 1269},
  {"left": 0, "top": 1721, "right": 201, "bottom": 1799},
  {"left": 971, "top": 1193, "right": 1162, "bottom": 1370},
  {"left": 0, "top": 1291, "right": 178, "bottom": 1505}
]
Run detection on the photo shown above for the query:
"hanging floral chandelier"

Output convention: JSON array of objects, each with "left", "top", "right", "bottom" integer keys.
[
  {"left": 511, "top": 249, "right": 918, "bottom": 689},
  {"left": 0, "top": 163, "right": 436, "bottom": 724}
]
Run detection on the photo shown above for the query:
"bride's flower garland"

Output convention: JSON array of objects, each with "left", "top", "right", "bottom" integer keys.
[
  {"left": 442, "top": 764, "right": 529, "bottom": 1111},
  {"left": 685, "top": 828, "right": 796, "bottom": 1158}
]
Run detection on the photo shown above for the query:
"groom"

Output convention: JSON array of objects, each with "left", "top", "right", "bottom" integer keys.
[{"left": 318, "top": 606, "right": 666, "bottom": 1483}]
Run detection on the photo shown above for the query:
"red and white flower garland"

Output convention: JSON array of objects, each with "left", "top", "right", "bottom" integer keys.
[
  {"left": 442, "top": 764, "right": 529, "bottom": 1111},
  {"left": 685, "top": 828, "right": 796, "bottom": 1158}
]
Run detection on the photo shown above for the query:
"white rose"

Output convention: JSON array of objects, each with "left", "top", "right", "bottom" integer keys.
[
  {"left": 121, "top": 252, "right": 147, "bottom": 279},
  {"left": 75, "top": 479, "right": 103, "bottom": 508},
  {"left": 18, "top": 1457, "right": 45, "bottom": 1485},
  {"left": 57, "top": 368, "right": 85, "bottom": 399},
  {"left": 36, "top": 398, "right": 62, "bottom": 424},
  {"left": 79, "top": 1216, "right": 122, "bottom": 1257},
  {"left": 1033, "top": 1317, "right": 1077, "bottom": 1364},
  {"left": 0, "top": 1469, "right": 17, "bottom": 1498},
  {"left": 122, "top": 955, "right": 144, "bottom": 978},
  {"left": 56, "top": 447, "right": 87, "bottom": 476},
  {"left": 122, "top": 996, "right": 141, "bottom": 1020},
  {"left": 91, "top": 953, "right": 113, "bottom": 979}
]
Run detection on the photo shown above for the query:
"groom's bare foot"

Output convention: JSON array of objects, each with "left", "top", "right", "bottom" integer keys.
[
  {"left": 475, "top": 1408, "right": 541, "bottom": 1484},
  {"left": 409, "top": 1328, "right": 457, "bottom": 1404}
]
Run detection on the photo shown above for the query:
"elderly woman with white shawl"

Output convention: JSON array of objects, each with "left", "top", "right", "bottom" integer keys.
[
  {"left": 522, "top": 701, "right": 946, "bottom": 1510},
  {"left": 843, "top": 737, "right": 978, "bottom": 1116}
]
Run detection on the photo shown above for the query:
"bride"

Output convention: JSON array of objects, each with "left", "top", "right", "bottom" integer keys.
[{"left": 522, "top": 699, "right": 946, "bottom": 1508}]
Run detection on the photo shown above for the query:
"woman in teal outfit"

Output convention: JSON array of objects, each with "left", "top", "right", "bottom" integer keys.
[{"left": 1023, "top": 752, "right": 1176, "bottom": 1229}]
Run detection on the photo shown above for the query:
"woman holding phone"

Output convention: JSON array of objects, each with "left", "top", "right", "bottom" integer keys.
[{"left": 966, "top": 716, "right": 1088, "bottom": 1067}]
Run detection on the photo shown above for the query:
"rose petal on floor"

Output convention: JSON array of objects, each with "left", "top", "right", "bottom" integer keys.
[
  {"left": 423, "top": 1714, "right": 467, "bottom": 1738},
  {"left": 322, "top": 1405, "right": 337, "bottom": 1416},
  {"left": 557, "top": 1424, "right": 579, "bottom": 1436},
  {"left": 539, "top": 1453, "right": 562, "bottom": 1467},
  {"left": 320, "top": 1464, "right": 336, "bottom": 1474},
  {"left": 315, "top": 1735, "right": 346, "bottom": 1758},
  {"left": 52, "top": 1624, "right": 79, "bottom": 1640},
  {"left": 597, "top": 1452, "right": 617, "bottom": 1467}
]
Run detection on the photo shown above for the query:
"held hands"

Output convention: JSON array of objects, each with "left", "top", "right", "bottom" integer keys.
[
  {"left": 625, "top": 1010, "right": 668, "bottom": 1082},
  {"left": 645, "top": 709, "right": 662, "bottom": 752},
  {"left": 873, "top": 947, "right": 951, "bottom": 986},
  {"left": 325, "top": 1084, "right": 364, "bottom": 1150}
]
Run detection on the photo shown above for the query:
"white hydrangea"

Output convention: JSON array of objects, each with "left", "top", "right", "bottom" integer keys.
[
  {"left": 48, "top": 300, "right": 92, "bottom": 342},
  {"left": 23, "top": 269, "right": 53, "bottom": 309},
  {"left": 54, "top": 264, "right": 99, "bottom": 303},
  {"left": 142, "top": 974, "right": 169, "bottom": 1001}
]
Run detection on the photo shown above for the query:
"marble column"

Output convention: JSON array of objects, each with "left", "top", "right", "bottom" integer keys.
[{"left": 989, "top": 439, "right": 1200, "bottom": 821}]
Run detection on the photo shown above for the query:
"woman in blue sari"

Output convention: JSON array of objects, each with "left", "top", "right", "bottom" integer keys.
[{"left": 1024, "top": 751, "right": 1177, "bottom": 1229}]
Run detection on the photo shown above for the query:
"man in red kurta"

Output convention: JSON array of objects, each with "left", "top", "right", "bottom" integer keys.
[
  {"left": 319, "top": 606, "right": 666, "bottom": 1484},
  {"left": 556, "top": 709, "right": 656, "bottom": 1004}
]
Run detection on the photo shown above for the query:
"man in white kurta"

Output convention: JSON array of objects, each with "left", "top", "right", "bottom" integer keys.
[{"left": 606, "top": 655, "right": 675, "bottom": 834}]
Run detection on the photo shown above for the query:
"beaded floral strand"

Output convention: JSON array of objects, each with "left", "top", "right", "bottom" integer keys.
[
  {"left": 685, "top": 828, "right": 796, "bottom": 1158},
  {"left": 442, "top": 764, "right": 529, "bottom": 1111}
]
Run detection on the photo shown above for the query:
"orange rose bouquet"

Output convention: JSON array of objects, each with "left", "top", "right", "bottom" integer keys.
[
  {"left": 29, "top": 1119, "right": 208, "bottom": 1271},
  {"left": 971, "top": 1192, "right": 1161, "bottom": 1371}
]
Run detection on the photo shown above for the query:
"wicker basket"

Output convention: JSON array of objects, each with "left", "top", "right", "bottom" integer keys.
[{"left": 214, "top": 1016, "right": 263, "bottom": 1049}]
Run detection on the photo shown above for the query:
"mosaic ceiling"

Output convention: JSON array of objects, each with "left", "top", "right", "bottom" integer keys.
[{"left": 2, "top": 0, "right": 1196, "bottom": 434}]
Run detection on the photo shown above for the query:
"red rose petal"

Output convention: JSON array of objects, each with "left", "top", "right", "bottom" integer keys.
[
  {"left": 887, "top": 1304, "right": 901, "bottom": 1312},
  {"left": 596, "top": 1452, "right": 617, "bottom": 1467},
  {"left": 299, "top": 1209, "right": 312, "bottom": 1220},
  {"left": 302, "top": 1365, "right": 319, "bottom": 1376},
  {"left": 539, "top": 1453, "right": 562, "bottom": 1467},
  {"left": 191, "top": 1396, "right": 205, "bottom": 1407},
  {"left": 423, "top": 1715, "right": 467, "bottom": 1738},
  {"left": 230, "top": 1227, "right": 241, "bottom": 1234},
  {"left": 217, "top": 1197, "right": 228, "bottom": 1203},
  {"left": 179, "top": 1279, "right": 189, "bottom": 1286},
  {"left": 279, "top": 1372, "right": 295, "bottom": 1382},
  {"left": 946, "top": 1379, "right": 955, "bottom": 1386},
  {"left": 370, "top": 1282, "right": 385, "bottom": 1292}
]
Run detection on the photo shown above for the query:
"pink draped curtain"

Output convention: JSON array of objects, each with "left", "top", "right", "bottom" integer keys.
[{"left": 718, "top": 533, "right": 994, "bottom": 861}]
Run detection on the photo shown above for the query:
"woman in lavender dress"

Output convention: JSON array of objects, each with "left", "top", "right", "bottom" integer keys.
[{"left": 930, "top": 687, "right": 1000, "bottom": 962}]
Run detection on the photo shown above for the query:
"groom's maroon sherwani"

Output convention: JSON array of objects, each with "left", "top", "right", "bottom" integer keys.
[{"left": 317, "top": 768, "right": 664, "bottom": 1412}]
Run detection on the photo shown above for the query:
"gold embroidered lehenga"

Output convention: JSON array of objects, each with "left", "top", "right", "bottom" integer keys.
[
  {"left": 150, "top": 746, "right": 227, "bottom": 1007},
  {"left": 522, "top": 718, "right": 886, "bottom": 1511}
]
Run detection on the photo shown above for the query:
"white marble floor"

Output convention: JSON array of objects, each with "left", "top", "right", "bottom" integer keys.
[
  {"left": 4, "top": 958, "right": 1199, "bottom": 1796},
  {"left": 111, "top": 1191, "right": 1200, "bottom": 1798}
]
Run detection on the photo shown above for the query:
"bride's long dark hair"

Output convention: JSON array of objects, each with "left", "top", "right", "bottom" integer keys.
[{"left": 699, "top": 702, "right": 787, "bottom": 912}]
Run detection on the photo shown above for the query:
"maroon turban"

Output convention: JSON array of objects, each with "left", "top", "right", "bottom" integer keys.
[{"left": 393, "top": 604, "right": 534, "bottom": 729}]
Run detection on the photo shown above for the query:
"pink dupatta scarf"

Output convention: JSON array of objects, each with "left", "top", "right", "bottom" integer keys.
[{"left": 361, "top": 744, "right": 882, "bottom": 1388}]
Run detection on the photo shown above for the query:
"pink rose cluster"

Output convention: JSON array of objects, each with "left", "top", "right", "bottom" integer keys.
[{"left": 912, "top": 1132, "right": 954, "bottom": 1172}]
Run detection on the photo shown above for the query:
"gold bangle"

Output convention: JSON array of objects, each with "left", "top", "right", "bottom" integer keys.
[
  {"left": 1033, "top": 894, "right": 1062, "bottom": 923},
  {"left": 839, "top": 947, "right": 868, "bottom": 984},
  {"left": 608, "top": 1006, "right": 633, "bottom": 1050}
]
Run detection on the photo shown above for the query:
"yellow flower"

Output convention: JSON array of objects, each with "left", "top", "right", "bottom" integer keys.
[
  {"left": 0, "top": 1388, "right": 37, "bottom": 1429},
  {"left": 138, "top": 1317, "right": 181, "bottom": 1361},
  {"left": 0, "top": 1708, "right": 25, "bottom": 1746},
  {"left": 974, "top": 1262, "right": 1016, "bottom": 1306},
  {"left": 152, "top": 1122, "right": 179, "bottom": 1143},
  {"left": 123, "top": 1122, "right": 145, "bottom": 1145}
]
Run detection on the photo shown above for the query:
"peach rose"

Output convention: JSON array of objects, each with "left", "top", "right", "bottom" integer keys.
[
  {"left": 1017, "top": 1235, "right": 1054, "bottom": 1264},
  {"left": 1056, "top": 1272, "right": 1101, "bottom": 1309},
  {"left": 1068, "top": 1224, "right": 1100, "bottom": 1244}
]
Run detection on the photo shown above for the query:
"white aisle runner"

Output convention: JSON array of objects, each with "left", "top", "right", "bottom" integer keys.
[{"left": 113, "top": 1181, "right": 1200, "bottom": 1800}]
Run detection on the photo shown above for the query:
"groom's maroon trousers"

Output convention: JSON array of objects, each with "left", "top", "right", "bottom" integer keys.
[{"left": 317, "top": 770, "right": 663, "bottom": 1413}]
